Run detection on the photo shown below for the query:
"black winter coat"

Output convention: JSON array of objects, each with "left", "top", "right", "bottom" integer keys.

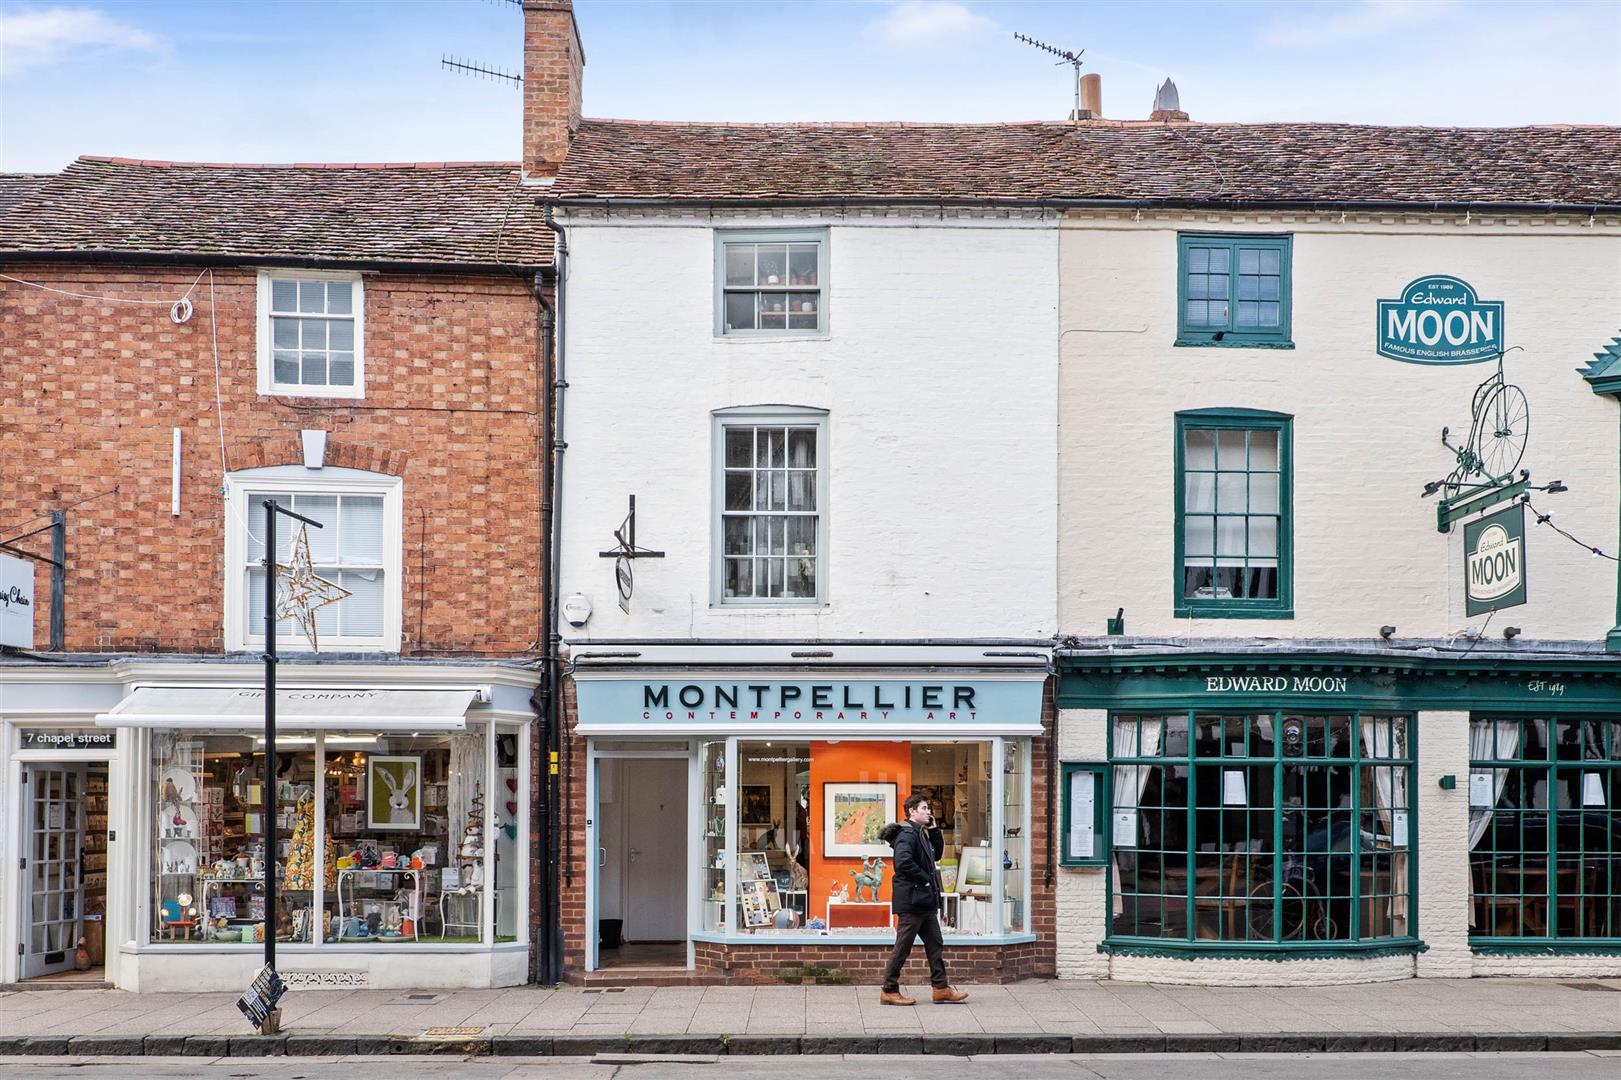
[{"left": 879, "top": 820, "right": 945, "bottom": 915}]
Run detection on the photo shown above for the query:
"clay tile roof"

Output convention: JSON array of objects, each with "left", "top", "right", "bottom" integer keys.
[
  {"left": 551, "top": 119, "right": 1621, "bottom": 206},
  {"left": 0, "top": 173, "right": 53, "bottom": 216},
  {"left": 0, "top": 157, "right": 553, "bottom": 268}
]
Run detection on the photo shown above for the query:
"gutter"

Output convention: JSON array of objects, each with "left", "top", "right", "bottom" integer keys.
[
  {"left": 545, "top": 195, "right": 1621, "bottom": 216},
  {"left": 0, "top": 250, "right": 548, "bottom": 276}
]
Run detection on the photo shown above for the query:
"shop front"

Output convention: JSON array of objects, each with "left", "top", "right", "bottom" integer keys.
[
  {"left": 1055, "top": 646, "right": 1621, "bottom": 985},
  {"left": 1, "top": 658, "right": 539, "bottom": 991},
  {"left": 566, "top": 646, "right": 1054, "bottom": 984}
]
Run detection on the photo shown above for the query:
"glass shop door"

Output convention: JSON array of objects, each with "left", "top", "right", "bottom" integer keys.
[{"left": 20, "top": 765, "right": 85, "bottom": 979}]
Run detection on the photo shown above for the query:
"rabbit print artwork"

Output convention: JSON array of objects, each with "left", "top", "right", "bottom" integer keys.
[{"left": 369, "top": 757, "right": 422, "bottom": 830}]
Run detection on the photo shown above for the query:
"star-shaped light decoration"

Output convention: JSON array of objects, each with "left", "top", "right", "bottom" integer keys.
[{"left": 274, "top": 525, "right": 351, "bottom": 651}]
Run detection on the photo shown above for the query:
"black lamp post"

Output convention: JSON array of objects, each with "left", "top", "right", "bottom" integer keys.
[{"left": 259, "top": 498, "right": 323, "bottom": 1033}]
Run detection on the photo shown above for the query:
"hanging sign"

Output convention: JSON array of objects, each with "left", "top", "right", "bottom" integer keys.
[
  {"left": 1377, "top": 275, "right": 1504, "bottom": 364},
  {"left": 615, "top": 555, "right": 633, "bottom": 614},
  {"left": 0, "top": 552, "right": 34, "bottom": 649},
  {"left": 1463, "top": 504, "right": 1527, "bottom": 616}
]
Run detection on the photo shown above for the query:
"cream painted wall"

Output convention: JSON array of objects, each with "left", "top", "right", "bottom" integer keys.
[
  {"left": 1058, "top": 211, "right": 1621, "bottom": 642},
  {"left": 557, "top": 211, "right": 1059, "bottom": 642}
]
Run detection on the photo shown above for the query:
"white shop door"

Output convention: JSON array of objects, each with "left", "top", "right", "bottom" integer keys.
[
  {"left": 622, "top": 760, "right": 687, "bottom": 942},
  {"left": 21, "top": 765, "right": 85, "bottom": 979}
]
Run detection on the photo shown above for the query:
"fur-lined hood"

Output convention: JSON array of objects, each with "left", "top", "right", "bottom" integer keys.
[{"left": 878, "top": 821, "right": 905, "bottom": 846}]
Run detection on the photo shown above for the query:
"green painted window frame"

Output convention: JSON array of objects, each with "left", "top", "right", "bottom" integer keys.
[
  {"left": 1104, "top": 709, "right": 1420, "bottom": 957},
  {"left": 1466, "top": 713, "right": 1621, "bottom": 951},
  {"left": 1175, "top": 233, "right": 1293, "bottom": 348},
  {"left": 1060, "top": 762, "right": 1111, "bottom": 867},
  {"left": 714, "top": 228, "right": 829, "bottom": 339},
  {"left": 1174, "top": 409, "right": 1294, "bottom": 619}
]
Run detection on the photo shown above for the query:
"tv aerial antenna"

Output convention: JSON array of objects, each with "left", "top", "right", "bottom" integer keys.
[
  {"left": 1014, "top": 33, "right": 1085, "bottom": 120},
  {"left": 442, "top": 0, "right": 523, "bottom": 89}
]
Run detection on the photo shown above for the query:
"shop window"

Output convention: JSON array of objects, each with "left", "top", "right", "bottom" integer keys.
[
  {"left": 1108, "top": 711, "right": 1414, "bottom": 949},
  {"left": 702, "top": 738, "right": 1030, "bottom": 938},
  {"left": 1468, "top": 716, "right": 1620, "bottom": 943},
  {"left": 716, "top": 229, "right": 827, "bottom": 336},
  {"left": 1176, "top": 234, "right": 1292, "bottom": 347},
  {"left": 713, "top": 407, "right": 827, "bottom": 605},
  {"left": 257, "top": 270, "right": 365, "bottom": 397},
  {"left": 223, "top": 466, "right": 403, "bottom": 652},
  {"left": 1175, "top": 410, "right": 1292, "bottom": 619},
  {"left": 148, "top": 725, "right": 520, "bottom": 947}
]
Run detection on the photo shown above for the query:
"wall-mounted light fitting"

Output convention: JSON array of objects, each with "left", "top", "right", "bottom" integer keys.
[
  {"left": 1503, "top": 626, "right": 1521, "bottom": 640},
  {"left": 1380, "top": 625, "right": 1396, "bottom": 640}
]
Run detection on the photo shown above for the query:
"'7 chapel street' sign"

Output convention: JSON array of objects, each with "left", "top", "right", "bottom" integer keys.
[
  {"left": 1377, "top": 275, "right": 1504, "bottom": 364},
  {"left": 1464, "top": 504, "right": 1527, "bottom": 616}
]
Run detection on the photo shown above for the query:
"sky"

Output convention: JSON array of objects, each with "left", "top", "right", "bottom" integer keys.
[{"left": 1, "top": 0, "right": 1618, "bottom": 172}]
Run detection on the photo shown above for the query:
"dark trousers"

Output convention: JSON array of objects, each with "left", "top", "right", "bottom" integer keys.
[{"left": 881, "top": 910, "right": 949, "bottom": 992}]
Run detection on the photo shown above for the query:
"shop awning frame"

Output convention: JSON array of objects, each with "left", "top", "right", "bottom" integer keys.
[{"left": 94, "top": 685, "right": 485, "bottom": 731}]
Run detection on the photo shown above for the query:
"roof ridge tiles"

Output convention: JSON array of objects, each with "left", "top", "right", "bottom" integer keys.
[{"left": 75, "top": 155, "right": 521, "bottom": 170}]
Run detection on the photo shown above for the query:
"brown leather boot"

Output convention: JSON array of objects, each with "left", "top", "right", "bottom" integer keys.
[
  {"left": 879, "top": 989, "right": 916, "bottom": 1006},
  {"left": 932, "top": 987, "right": 969, "bottom": 1003}
]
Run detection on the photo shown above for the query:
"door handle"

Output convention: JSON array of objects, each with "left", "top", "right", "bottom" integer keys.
[
  {"left": 598, "top": 847, "right": 606, "bottom": 868},
  {"left": 629, "top": 847, "right": 641, "bottom": 863}
]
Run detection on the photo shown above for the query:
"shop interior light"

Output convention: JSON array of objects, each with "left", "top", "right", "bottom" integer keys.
[{"left": 1584, "top": 772, "right": 1606, "bottom": 807}]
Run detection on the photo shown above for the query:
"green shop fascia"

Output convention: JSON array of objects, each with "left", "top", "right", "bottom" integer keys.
[{"left": 1057, "top": 646, "right": 1621, "bottom": 960}]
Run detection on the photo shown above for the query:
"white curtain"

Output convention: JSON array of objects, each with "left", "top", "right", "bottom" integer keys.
[
  {"left": 448, "top": 732, "right": 486, "bottom": 874},
  {"left": 1466, "top": 719, "right": 1519, "bottom": 929},
  {"left": 1111, "top": 718, "right": 1164, "bottom": 915},
  {"left": 1360, "top": 718, "right": 1409, "bottom": 923}
]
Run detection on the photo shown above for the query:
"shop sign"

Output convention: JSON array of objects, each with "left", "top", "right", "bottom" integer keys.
[
  {"left": 0, "top": 552, "right": 34, "bottom": 649},
  {"left": 1463, "top": 504, "right": 1527, "bottom": 616},
  {"left": 19, "top": 727, "right": 117, "bottom": 750},
  {"left": 1203, "top": 674, "right": 1351, "bottom": 694},
  {"left": 1377, "top": 275, "right": 1503, "bottom": 365},
  {"left": 574, "top": 676, "right": 1045, "bottom": 734}
]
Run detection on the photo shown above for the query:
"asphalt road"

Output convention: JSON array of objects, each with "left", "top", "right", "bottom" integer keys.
[{"left": 2, "top": 1054, "right": 1619, "bottom": 1079}]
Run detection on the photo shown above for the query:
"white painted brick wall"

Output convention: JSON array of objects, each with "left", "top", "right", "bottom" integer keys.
[
  {"left": 1055, "top": 708, "right": 1110, "bottom": 978},
  {"left": 556, "top": 213, "right": 1059, "bottom": 641},
  {"left": 1416, "top": 710, "right": 1473, "bottom": 978},
  {"left": 1058, "top": 212, "right": 1621, "bottom": 642}
]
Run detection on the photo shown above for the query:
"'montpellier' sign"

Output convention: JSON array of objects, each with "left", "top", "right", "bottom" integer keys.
[
  {"left": 1377, "top": 275, "right": 1504, "bottom": 364},
  {"left": 573, "top": 677, "right": 1045, "bottom": 735},
  {"left": 0, "top": 552, "right": 34, "bottom": 649},
  {"left": 1464, "top": 504, "right": 1527, "bottom": 616}
]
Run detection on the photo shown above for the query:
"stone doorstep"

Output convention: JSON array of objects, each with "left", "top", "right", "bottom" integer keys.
[{"left": 12, "top": 1030, "right": 1621, "bottom": 1056}]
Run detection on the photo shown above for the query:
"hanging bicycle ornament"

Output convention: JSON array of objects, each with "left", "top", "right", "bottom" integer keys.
[
  {"left": 1422, "top": 348, "right": 1548, "bottom": 532},
  {"left": 273, "top": 525, "right": 351, "bottom": 650}
]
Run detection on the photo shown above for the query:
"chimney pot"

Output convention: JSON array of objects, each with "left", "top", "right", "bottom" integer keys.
[
  {"left": 1074, "top": 73, "right": 1103, "bottom": 120},
  {"left": 523, "top": 0, "right": 585, "bottom": 180}
]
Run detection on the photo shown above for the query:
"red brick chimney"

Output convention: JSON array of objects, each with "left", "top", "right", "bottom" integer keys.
[{"left": 523, "top": 0, "right": 584, "bottom": 180}]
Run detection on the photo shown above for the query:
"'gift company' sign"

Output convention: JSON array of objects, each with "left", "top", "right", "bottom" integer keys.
[
  {"left": 1377, "top": 275, "right": 1504, "bottom": 364},
  {"left": 1464, "top": 504, "right": 1527, "bottom": 616}
]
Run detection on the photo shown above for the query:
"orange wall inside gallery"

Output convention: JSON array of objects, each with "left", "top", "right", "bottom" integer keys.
[{"left": 808, "top": 741, "right": 910, "bottom": 919}]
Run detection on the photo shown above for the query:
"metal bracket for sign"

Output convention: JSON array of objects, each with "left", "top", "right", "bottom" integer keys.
[
  {"left": 1437, "top": 473, "right": 1529, "bottom": 532},
  {"left": 597, "top": 495, "right": 665, "bottom": 560}
]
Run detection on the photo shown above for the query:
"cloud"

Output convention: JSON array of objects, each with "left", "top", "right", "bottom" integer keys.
[
  {"left": 1262, "top": 0, "right": 1458, "bottom": 48},
  {"left": 872, "top": 1, "right": 997, "bottom": 48},
  {"left": 0, "top": 7, "right": 160, "bottom": 75}
]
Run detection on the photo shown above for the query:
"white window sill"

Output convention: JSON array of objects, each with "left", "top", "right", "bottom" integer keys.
[{"left": 258, "top": 385, "right": 366, "bottom": 400}]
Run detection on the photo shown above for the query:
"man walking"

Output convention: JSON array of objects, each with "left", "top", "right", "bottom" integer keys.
[{"left": 876, "top": 792, "right": 969, "bottom": 1005}]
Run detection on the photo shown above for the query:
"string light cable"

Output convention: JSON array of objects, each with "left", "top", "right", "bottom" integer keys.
[
  {"left": 0, "top": 268, "right": 208, "bottom": 319},
  {"left": 1525, "top": 499, "right": 1618, "bottom": 562}
]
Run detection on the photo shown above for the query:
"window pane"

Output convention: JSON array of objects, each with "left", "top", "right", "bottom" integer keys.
[
  {"left": 296, "top": 495, "right": 339, "bottom": 562},
  {"left": 1236, "top": 301, "right": 1259, "bottom": 327},
  {"left": 273, "top": 351, "right": 299, "bottom": 384},
  {"left": 339, "top": 496, "right": 385, "bottom": 563},
  {"left": 1258, "top": 248, "right": 1281, "bottom": 274},
  {"left": 786, "top": 558, "right": 815, "bottom": 598},
  {"left": 757, "top": 245, "right": 787, "bottom": 286},
  {"left": 1250, "top": 473, "right": 1279, "bottom": 514},
  {"left": 301, "top": 353, "right": 327, "bottom": 385},
  {"left": 1185, "top": 429, "right": 1215, "bottom": 469},
  {"left": 725, "top": 473, "right": 752, "bottom": 511},
  {"left": 758, "top": 293, "right": 786, "bottom": 328},
  {"left": 724, "top": 292, "right": 755, "bottom": 331},
  {"left": 724, "top": 244, "right": 755, "bottom": 286},
  {"left": 767, "top": 429, "right": 786, "bottom": 468},
  {"left": 272, "top": 316, "right": 298, "bottom": 350},
  {"left": 328, "top": 320, "right": 354, "bottom": 351},
  {"left": 1258, "top": 302, "right": 1281, "bottom": 327},
  {"left": 1185, "top": 471, "right": 1215, "bottom": 513},
  {"left": 787, "top": 516, "right": 816, "bottom": 556},
  {"left": 271, "top": 279, "right": 298, "bottom": 312},
  {"left": 1184, "top": 515, "right": 1214, "bottom": 556},
  {"left": 1215, "top": 430, "right": 1246, "bottom": 470},
  {"left": 1215, "top": 517, "right": 1245, "bottom": 557},
  {"left": 298, "top": 280, "right": 324, "bottom": 313},
  {"left": 723, "top": 517, "right": 751, "bottom": 556},
  {"left": 725, "top": 429, "right": 753, "bottom": 468},
  {"left": 328, "top": 354, "right": 354, "bottom": 386},
  {"left": 301, "top": 319, "right": 327, "bottom": 350},
  {"left": 338, "top": 569, "right": 385, "bottom": 635},
  {"left": 725, "top": 558, "right": 752, "bottom": 597},
  {"left": 787, "top": 292, "right": 818, "bottom": 330},
  {"left": 787, "top": 428, "right": 816, "bottom": 468},
  {"left": 326, "top": 281, "right": 353, "bottom": 314},
  {"left": 1187, "top": 247, "right": 1209, "bottom": 273},
  {"left": 1207, "top": 248, "right": 1229, "bottom": 273},
  {"left": 1258, "top": 276, "right": 1280, "bottom": 301},
  {"left": 1249, "top": 430, "right": 1278, "bottom": 470},
  {"left": 1248, "top": 517, "right": 1277, "bottom": 557},
  {"left": 768, "top": 517, "right": 786, "bottom": 555},
  {"left": 1238, "top": 248, "right": 1259, "bottom": 274},
  {"left": 788, "top": 244, "right": 818, "bottom": 286},
  {"left": 1216, "top": 473, "right": 1247, "bottom": 513},
  {"left": 788, "top": 472, "right": 815, "bottom": 511},
  {"left": 1236, "top": 276, "right": 1258, "bottom": 301},
  {"left": 1185, "top": 301, "right": 1209, "bottom": 326}
]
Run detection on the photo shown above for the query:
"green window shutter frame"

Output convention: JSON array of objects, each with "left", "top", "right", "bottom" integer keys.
[
  {"left": 1174, "top": 408, "right": 1294, "bottom": 619},
  {"left": 1176, "top": 233, "right": 1294, "bottom": 348},
  {"left": 1059, "top": 762, "right": 1111, "bottom": 867}
]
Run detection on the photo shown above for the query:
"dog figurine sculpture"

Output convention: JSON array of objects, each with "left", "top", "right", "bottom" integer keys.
[{"left": 850, "top": 857, "right": 885, "bottom": 902}]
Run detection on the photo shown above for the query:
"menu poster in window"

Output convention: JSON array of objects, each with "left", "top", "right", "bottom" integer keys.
[
  {"left": 1468, "top": 772, "right": 1494, "bottom": 807},
  {"left": 1112, "top": 810, "right": 1138, "bottom": 849},
  {"left": 1068, "top": 771, "right": 1095, "bottom": 859},
  {"left": 1391, "top": 810, "right": 1409, "bottom": 848},
  {"left": 367, "top": 755, "right": 422, "bottom": 831}
]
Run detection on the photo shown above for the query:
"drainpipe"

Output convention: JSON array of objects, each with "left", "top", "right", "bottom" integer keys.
[
  {"left": 531, "top": 267, "right": 555, "bottom": 985},
  {"left": 542, "top": 201, "right": 570, "bottom": 982}
]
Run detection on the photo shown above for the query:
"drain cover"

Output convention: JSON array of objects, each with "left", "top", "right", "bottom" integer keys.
[
  {"left": 388, "top": 992, "right": 444, "bottom": 1004},
  {"left": 423, "top": 1025, "right": 486, "bottom": 1039}
]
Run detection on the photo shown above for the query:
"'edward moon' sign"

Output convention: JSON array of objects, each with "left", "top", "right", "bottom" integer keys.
[
  {"left": 1464, "top": 504, "right": 1527, "bottom": 616},
  {"left": 1377, "top": 275, "right": 1504, "bottom": 364}
]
